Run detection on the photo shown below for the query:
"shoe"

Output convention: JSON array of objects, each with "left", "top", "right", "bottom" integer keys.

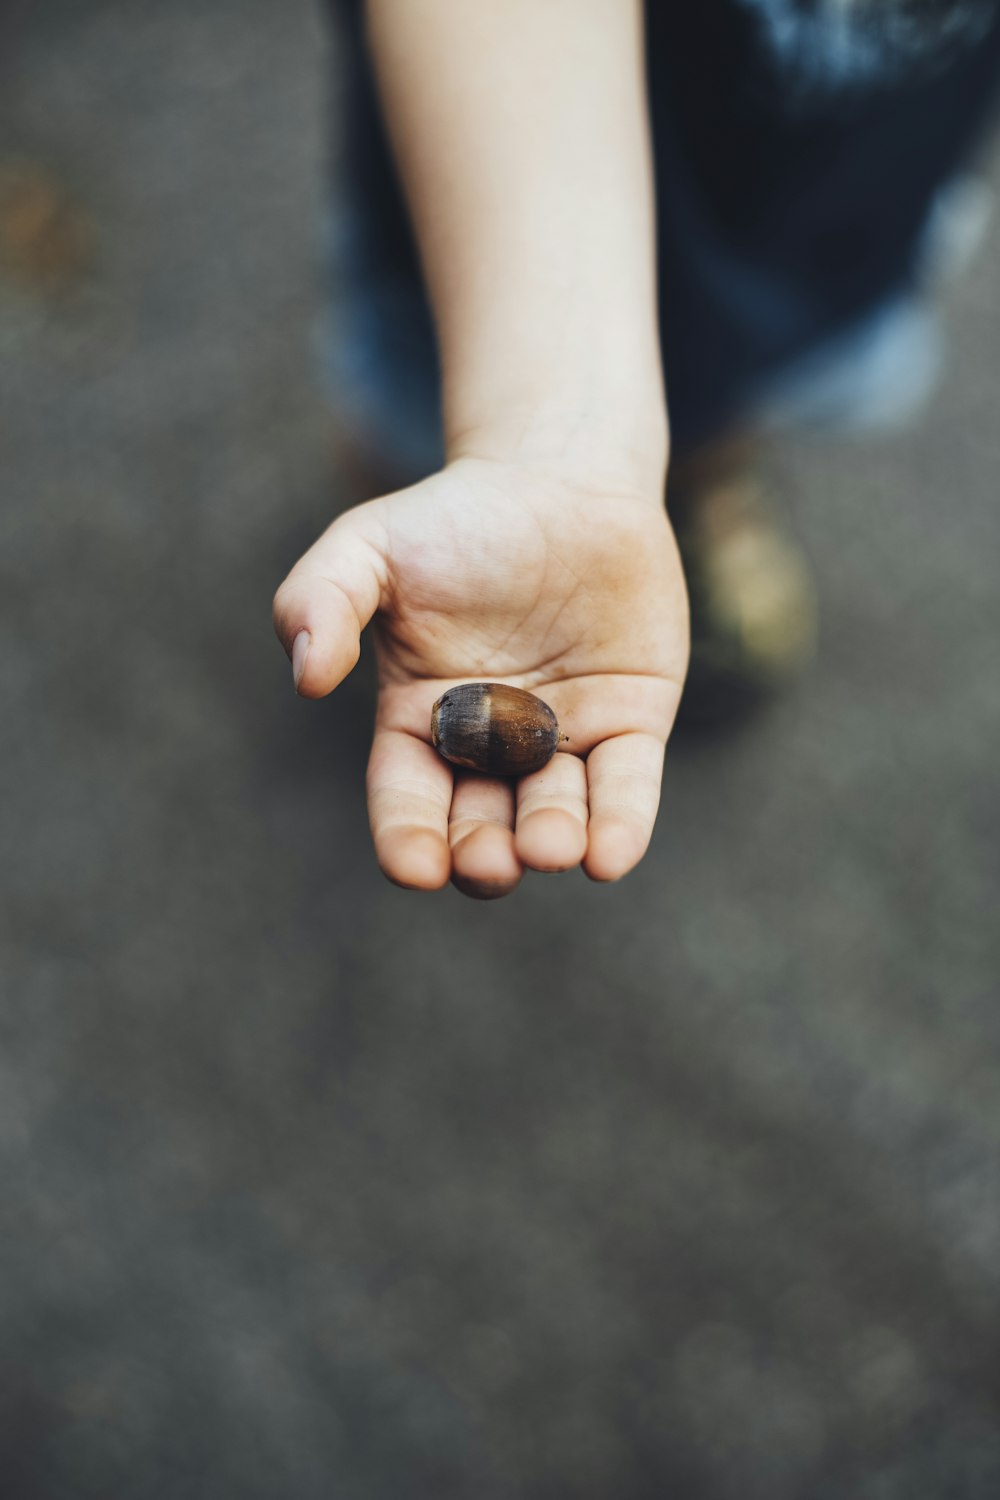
[{"left": 669, "top": 447, "right": 818, "bottom": 730}]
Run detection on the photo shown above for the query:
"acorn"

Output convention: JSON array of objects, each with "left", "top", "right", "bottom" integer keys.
[{"left": 431, "top": 682, "right": 564, "bottom": 777}]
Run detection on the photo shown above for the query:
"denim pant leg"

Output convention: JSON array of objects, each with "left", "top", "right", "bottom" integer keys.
[
  {"left": 322, "top": 0, "right": 1000, "bottom": 467},
  {"left": 321, "top": 0, "right": 443, "bottom": 478}
]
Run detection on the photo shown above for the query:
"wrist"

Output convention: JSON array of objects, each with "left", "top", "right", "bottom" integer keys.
[{"left": 445, "top": 388, "right": 669, "bottom": 503}]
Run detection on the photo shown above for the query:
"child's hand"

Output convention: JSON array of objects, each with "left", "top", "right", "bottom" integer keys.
[{"left": 274, "top": 457, "right": 688, "bottom": 898}]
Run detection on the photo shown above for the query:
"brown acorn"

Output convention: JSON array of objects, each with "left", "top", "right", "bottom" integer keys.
[{"left": 431, "top": 682, "right": 563, "bottom": 777}]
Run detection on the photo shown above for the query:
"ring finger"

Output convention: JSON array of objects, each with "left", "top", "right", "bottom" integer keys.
[{"left": 515, "top": 752, "right": 589, "bottom": 873}]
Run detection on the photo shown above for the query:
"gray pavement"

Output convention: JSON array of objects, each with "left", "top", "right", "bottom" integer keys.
[{"left": 1, "top": 3, "right": 999, "bottom": 1497}]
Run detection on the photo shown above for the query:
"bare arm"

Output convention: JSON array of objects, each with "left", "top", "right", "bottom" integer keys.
[
  {"left": 367, "top": 0, "right": 668, "bottom": 490},
  {"left": 274, "top": 0, "right": 687, "bottom": 896}
]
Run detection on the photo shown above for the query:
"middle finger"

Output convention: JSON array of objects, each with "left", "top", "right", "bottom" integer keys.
[{"left": 449, "top": 772, "right": 522, "bottom": 899}]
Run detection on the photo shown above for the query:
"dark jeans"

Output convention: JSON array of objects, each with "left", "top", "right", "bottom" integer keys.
[{"left": 323, "top": 0, "right": 1000, "bottom": 473}]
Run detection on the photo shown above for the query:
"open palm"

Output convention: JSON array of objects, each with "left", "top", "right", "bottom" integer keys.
[{"left": 274, "top": 458, "right": 688, "bottom": 897}]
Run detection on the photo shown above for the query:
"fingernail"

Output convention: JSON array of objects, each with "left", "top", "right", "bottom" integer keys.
[{"left": 291, "top": 630, "right": 310, "bottom": 691}]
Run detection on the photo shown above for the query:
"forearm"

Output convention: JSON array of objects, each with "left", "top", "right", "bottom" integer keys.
[{"left": 365, "top": 0, "right": 667, "bottom": 493}]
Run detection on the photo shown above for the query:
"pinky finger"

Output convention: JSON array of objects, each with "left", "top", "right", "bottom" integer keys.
[{"left": 583, "top": 733, "right": 666, "bottom": 883}]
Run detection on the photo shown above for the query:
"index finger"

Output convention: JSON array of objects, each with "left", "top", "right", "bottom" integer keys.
[{"left": 367, "top": 727, "right": 453, "bottom": 889}]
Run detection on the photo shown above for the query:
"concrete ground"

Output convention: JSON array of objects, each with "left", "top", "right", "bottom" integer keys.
[{"left": 1, "top": 3, "right": 999, "bottom": 1497}]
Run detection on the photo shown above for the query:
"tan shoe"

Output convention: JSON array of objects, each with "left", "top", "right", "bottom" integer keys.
[{"left": 669, "top": 449, "right": 817, "bottom": 728}]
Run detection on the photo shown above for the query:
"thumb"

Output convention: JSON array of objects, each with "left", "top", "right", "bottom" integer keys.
[{"left": 272, "top": 504, "right": 388, "bottom": 698}]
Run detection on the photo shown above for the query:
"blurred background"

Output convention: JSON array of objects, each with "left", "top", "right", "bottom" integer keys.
[{"left": 2, "top": 1, "right": 999, "bottom": 1497}]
